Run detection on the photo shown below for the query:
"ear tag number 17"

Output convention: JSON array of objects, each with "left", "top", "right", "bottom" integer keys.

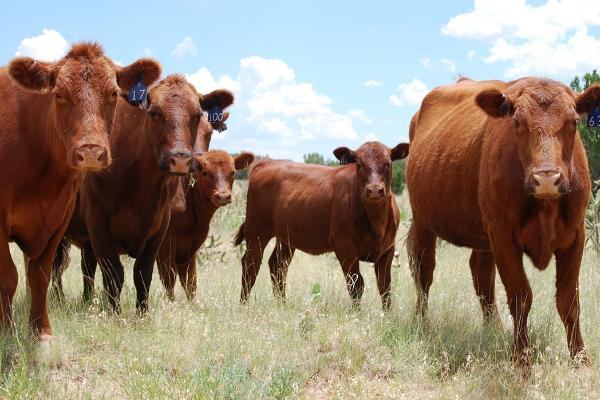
[
  {"left": 128, "top": 79, "right": 148, "bottom": 106},
  {"left": 587, "top": 106, "right": 600, "bottom": 128}
]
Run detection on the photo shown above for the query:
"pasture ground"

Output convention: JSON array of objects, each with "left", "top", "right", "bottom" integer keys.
[{"left": 1, "top": 182, "right": 600, "bottom": 399}]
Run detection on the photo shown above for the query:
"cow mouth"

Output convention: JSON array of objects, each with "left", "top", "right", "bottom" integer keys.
[{"left": 533, "top": 192, "right": 562, "bottom": 200}]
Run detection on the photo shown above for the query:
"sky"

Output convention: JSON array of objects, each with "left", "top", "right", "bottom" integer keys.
[{"left": 2, "top": 0, "right": 600, "bottom": 160}]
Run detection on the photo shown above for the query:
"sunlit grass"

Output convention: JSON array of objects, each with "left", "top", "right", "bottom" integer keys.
[{"left": 1, "top": 183, "right": 599, "bottom": 399}]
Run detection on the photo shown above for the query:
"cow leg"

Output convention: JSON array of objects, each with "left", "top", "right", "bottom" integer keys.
[
  {"left": 491, "top": 236, "right": 532, "bottom": 366},
  {"left": 469, "top": 250, "right": 501, "bottom": 327},
  {"left": 407, "top": 220, "right": 437, "bottom": 317},
  {"left": 156, "top": 236, "right": 176, "bottom": 301},
  {"left": 334, "top": 247, "right": 363, "bottom": 308},
  {"left": 133, "top": 225, "right": 169, "bottom": 313},
  {"left": 0, "top": 237, "right": 18, "bottom": 330},
  {"left": 50, "top": 239, "right": 70, "bottom": 301},
  {"left": 178, "top": 258, "right": 197, "bottom": 301},
  {"left": 81, "top": 241, "right": 98, "bottom": 302},
  {"left": 240, "top": 235, "right": 268, "bottom": 303},
  {"left": 555, "top": 229, "right": 586, "bottom": 361},
  {"left": 374, "top": 247, "right": 394, "bottom": 311},
  {"left": 267, "top": 240, "right": 295, "bottom": 299}
]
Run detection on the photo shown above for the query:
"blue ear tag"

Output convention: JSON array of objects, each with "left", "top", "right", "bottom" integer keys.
[
  {"left": 587, "top": 106, "right": 600, "bottom": 128},
  {"left": 128, "top": 78, "right": 148, "bottom": 106},
  {"left": 207, "top": 106, "right": 224, "bottom": 123},
  {"left": 208, "top": 106, "right": 227, "bottom": 132}
]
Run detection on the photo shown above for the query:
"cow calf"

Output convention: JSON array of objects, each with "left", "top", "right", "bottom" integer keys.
[{"left": 235, "top": 141, "right": 409, "bottom": 309}]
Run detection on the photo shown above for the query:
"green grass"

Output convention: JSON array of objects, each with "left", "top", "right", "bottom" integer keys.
[{"left": 1, "top": 183, "right": 600, "bottom": 399}]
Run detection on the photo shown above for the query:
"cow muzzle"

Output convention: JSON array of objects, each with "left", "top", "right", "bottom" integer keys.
[
  {"left": 160, "top": 152, "right": 196, "bottom": 175},
  {"left": 72, "top": 144, "right": 110, "bottom": 171},
  {"left": 364, "top": 183, "right": 386, "bottom": 202},
  {"left": 212, "top": 191, "right": 232, "bottom": 206},
  {"left": 530, "top": 168, "right": 568, "bottom": 199}
]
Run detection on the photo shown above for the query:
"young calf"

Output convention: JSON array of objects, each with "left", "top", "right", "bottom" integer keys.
[
  {"left": 235, "top": 141, "right": 409, "bottom": 309},
  {"left": 157, "top": 150, "right": 254, "bottom": 301}
]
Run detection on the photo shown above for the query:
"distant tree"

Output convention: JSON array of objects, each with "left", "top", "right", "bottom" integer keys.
[
  {"left": 571, "top": 70, "right": 600, "bottom": 192},
  {"left": 303, "top": 152, "right": 338, "bottom": 167},
  {"left": 391, "top": 160, "right": 407, "bottom": 195}
]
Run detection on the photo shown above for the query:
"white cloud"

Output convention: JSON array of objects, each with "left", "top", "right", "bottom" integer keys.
[
  {"left": 364, "top": 132, "right": 379, "bottom": 141},
  {"left": 467, "top": 50, "right": 476, "bottom": 61},
  {"left": 442, "top": 0, "right": 600, "bottom": 77},
  {"left": 186, "top": 67, "right": 240, "bottom": 94},
  {"left": 348, "top": 109, "right": 373, "bottom": 124},
  {"left": 172, "top": 36, "right": 198, "bottom": 61},
  {"left": 186, "top": 56, "right": 359, "bottom": 144},
  {"left": 143, "top": 47, "right": 157, "bottom": 56},
  {"left": 15, "top": 29, "right": 69, "bottom": 61},
  {"left": 363, "top": 79, "right": 383, "bottom": 87},
  {"left": 389, "top": 79, "right": 428, "bottom": 107},
  {"left": 420, "top": 57, "right": 456, "bottom": 72}
]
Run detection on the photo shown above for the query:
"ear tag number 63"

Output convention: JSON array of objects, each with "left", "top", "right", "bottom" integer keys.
[{"left": 587, "top": 106, "right": 600, "bottom": 128}]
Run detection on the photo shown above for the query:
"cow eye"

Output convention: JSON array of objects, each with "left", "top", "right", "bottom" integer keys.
[
  {"left": 148, "top": 110, "right": 162, "bottom": 119},
  {"left": 202, "top": 171, "right": 208, "bottom": 177},
  {"left": 111, "top": 90, "right": 118, "bottom": 99},
  {"left": 385, "top": 162, "right": 391, "bottom": 168},
  {"left": 54, "top": 92, "right": 66, "bottom": 103},
  {"left": 513, "top": 118, "right": 520, "bottom": 129}
]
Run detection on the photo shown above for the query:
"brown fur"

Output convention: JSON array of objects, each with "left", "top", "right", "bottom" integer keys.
[
  {"left": 235, "top": 141, "right": 408, "bottom": 309},
  {"left": 406, "top": 77, "right": 596, "bottom": 365},
  {"left": 0, "top": 43, "right": 160, "bottom": 339},
  {"left": 156, "top": 149, "right": 254, "bottom": 301},
  {"left": 50, "top": 75, "right": 234, "bottom": 313}
]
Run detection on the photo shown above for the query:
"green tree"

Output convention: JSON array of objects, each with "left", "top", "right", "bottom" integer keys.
[
  {"left": 391, "top": 160, "right": 407, "bottom": 195},
  {"left": 302, "top": 152, "right": 338, "bottom": 167},
  {"left": 570, "top": 70, "right": 600, "bottom": 192}
]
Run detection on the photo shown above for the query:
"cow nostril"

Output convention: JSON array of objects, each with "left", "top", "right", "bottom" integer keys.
[
  {"left": 75, "top": 152, "right": 85, "bottom": 163},
  {"left": 97, "top": 151, "right": 107, "bottom": 163},
  {"left": 378, "top": 188, "right": 384, "bottom": 196}
]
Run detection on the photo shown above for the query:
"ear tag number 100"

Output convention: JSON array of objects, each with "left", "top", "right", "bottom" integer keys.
[
  {"left": 587, "top": 106, "right": 600, "bottom": 128},
  {"left": 128, "top": 79, "right": 148, "bottom": 106}
]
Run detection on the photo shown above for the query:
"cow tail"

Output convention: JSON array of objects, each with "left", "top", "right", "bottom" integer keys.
[
  {"left": 234, "top": 221, "right": 245, "bottom": 246},
  {"left": 51, "top": 237, "right": 72, "bottom": 279}
]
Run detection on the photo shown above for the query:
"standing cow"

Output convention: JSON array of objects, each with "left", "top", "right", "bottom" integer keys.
[
  {"left": 156, "top": 149, "right": 254, "bottom": 301},
  {"left": 407, "top": 77, "right": 597, "bottom": 364},
  {"left": 0, "top": 42, "right": 160, "bottom": 339},
  {"left": 51, "top": 75, "right": 234, "bottom": 313},
  {"left": 235, "top": 141, "right": 409, "bottom": 309}
]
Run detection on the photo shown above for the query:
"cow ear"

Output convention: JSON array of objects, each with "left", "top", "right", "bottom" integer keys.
[
  {"left": 390, "top": 143, "right": 409, "bottom": 161},
  {"left": 193, "top": 154, "right": 205, "bottom": 172},
  {"left": 234, "top": 152, "right": 254, "bottom": 170},
  {"left": 222, "top": 111, "right": 230, "bottom": 122},
  {"left": 333, "top": 147, "right": 357, "bottom": 165},
  {"left": 575, "top": 84, "right": 600, "bottom": 114},
  {"left": 200, "top": 89, "right": 234, "bottom": 111},
  {"left": 8, "top": 57, "right": 56, "bottom": 92},
  {"left": 116, "top": 58, "right": 161, "bottom": 103},
  {"left": 475, "top": 89, "right": 515, "bottom": 118}
]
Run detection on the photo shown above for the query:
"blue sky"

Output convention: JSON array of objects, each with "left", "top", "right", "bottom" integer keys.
[{"left": 2, "top": 0, "right": 600, "bottom": 160}]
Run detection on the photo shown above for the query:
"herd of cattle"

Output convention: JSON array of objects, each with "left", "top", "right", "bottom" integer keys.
[{"left": 0, "top": 42, "right": 599, "bottom": 367}]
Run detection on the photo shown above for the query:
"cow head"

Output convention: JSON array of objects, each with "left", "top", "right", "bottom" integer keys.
[
  {"left": 194, "top": 90, "right": 234, "bottom": 153},
  {"left": 334, "top": 141, "right": 409, "bottom": 203},
  {"left": 476, "top": 79, "right": 600, "bottom": 199},
  {"left": 8, "top": 42, "right": 161, "bottom": 171},
  {"left": 194, "top": 150, "right": 254, "bottom": 207}
]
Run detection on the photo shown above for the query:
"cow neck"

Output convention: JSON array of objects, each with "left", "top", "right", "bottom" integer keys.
[
  {"left": 189, "top": 179, "right": 219, "bottom": 227},
  {"left": 360, "top": 189, "right": 393, "bottom": 246}
]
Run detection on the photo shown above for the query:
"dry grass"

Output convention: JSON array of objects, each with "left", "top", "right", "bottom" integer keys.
[{"left": 1, "top": 183, "right": 599, "bottom": 399}]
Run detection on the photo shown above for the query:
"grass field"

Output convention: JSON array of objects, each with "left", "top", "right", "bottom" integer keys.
[{"left": 1, "top": 182, "right": 600, "bottom": 399}]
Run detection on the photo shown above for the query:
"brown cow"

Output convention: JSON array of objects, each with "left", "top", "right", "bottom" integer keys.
[
  {"left": 234, "top": 141, "right": 409, "bottom": 309},
  {"left": 406, "top": 77, "right": 597, "bottom": 365},
  {"left": 156, "top": 149, "right": 254, "bottom": 301},
  {"left": 0, "top": 42, "right": 160, "bottom": 339},
  {"left": 51, "top": 75, "right": 234, "bottom": 312}
]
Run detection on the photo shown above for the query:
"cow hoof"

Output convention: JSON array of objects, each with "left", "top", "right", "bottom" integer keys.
[
  {"left": 38, "top": 333, "right": 54, "bottom": 343},
  {"left": 572, "top": 350, "right": 590, "bottom": 367}
]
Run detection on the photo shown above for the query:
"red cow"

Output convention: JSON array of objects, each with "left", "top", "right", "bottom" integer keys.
[
  {"left": 51, "top": 75, "right": 234, "bottom": 312},
  {"left": 235, "top": 141, "right": 409, "bottom": 309},
  {"left": 406, "top": 77, "right": 597, "bottom": 364},
  {"left": 0, "top": 42, "right": 160, "bottom": 339},
  {"left": 157, "top": 149, "right": 254, "bottom": 300}
]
